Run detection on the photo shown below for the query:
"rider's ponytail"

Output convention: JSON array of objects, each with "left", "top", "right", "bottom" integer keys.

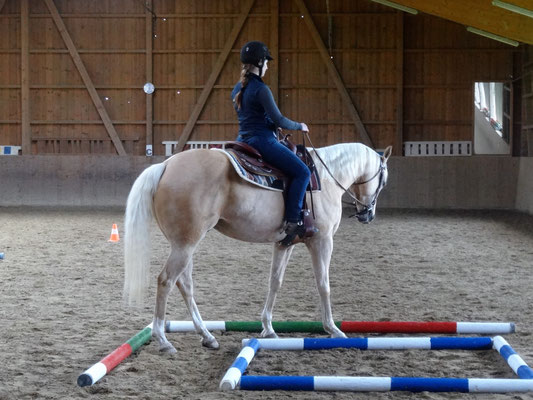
[{"left": 234, "top": 64, "right": 254, "bottom": 110}]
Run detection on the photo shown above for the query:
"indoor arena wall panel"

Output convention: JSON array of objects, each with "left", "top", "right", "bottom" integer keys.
[{"left": 0, "top": 0, "right": 523, "bottom": 155}]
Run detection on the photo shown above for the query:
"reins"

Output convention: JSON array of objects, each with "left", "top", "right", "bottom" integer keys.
[
  {"left": 301, "top": 132, "right": 317, "bottom": 219},
  {"left": 302, "top": 131, "right": 383, "bottom": 210},
  {"left": 277, "top": 129, "right": 385, "bottom": 220},
  {"left": 301, "top": 132, "right": 355, "bottom": 202}
]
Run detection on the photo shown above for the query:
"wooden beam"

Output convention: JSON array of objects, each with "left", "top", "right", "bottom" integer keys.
[
  {"left": 270, "top": 0, "right": 279, "bottom": 102},
  {"left": 145, "top": 0, "right": 153, "bottom": 155},
  {"left": 395, "top": 11, "right": 404, "bottom": 156},
  {"left": 293, "top": 0, "right": 373, "bottom": 148},
  {"left": 498, "top": 0, "right": 533, "bottom": 11},
  {"left": 175, "top": 0, "right": 255, "bottom": 153},
  {"left": 387, "top": 0, "right": 533, "bottom": 45},
  {"left": 43, "top": 0, "right": 127, "bottom": 155},
  {"left": 21, "top": 0, "right": 31, "bottom": 154}
]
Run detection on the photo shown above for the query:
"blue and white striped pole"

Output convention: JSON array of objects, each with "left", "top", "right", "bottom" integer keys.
[
  {"left": 242, "top": 337, "right": 494, "bottom": 351},
  {"left": 229, "top": 336, "right": 533, "bottom": 392},
  {"left": 220, "top": 338, "right": 260, "bottom": 390},
  {"left": 240, "top": 376, "right": 533, "bottom": 392},
  {"left": 493, "top": 336, "right": 533, "bottom": 379}
]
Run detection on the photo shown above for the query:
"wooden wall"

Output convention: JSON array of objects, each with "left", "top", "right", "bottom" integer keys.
[{"left": 0, "top": 0, "right": 522, "bottom": 155}]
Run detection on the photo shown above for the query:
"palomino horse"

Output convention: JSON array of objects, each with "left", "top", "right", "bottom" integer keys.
[{"left": 124, "top": 142, "right": 392, "bottom": 353}]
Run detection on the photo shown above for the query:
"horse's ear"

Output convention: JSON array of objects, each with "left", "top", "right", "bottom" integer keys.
[{"left": 382, "top": 146, "right": 393, "bottom": 162}]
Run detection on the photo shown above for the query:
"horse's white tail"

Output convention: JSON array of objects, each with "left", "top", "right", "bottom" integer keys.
[{"left": 123, "top": 162, "right": 167, "bottom": 306}]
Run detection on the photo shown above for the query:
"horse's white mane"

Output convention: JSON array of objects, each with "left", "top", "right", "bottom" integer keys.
[{"left": 312, "top": 143, "right": 378, "bottom": 188}]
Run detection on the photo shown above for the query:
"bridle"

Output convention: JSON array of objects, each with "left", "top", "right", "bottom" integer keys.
[
  {"left": 345, "top": 159, "right": 386, "bottom": 219},
  {"left": 303, "top": 132, "right": 387, "bottom": 219}
]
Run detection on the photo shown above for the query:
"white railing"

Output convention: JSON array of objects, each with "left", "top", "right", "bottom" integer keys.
[
  {"left": 162, "top": 141, "right": 227, "bottom": 157},
  {"left": 403, "top": 141, "right": 472, "bottom": 156},
  {"left": 163, "top": 141, "right": 473, "bottom": 157}
]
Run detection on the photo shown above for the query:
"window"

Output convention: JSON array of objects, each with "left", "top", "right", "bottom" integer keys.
[{"left": 473, "top": 82, "right": 511, "bottom": 155}]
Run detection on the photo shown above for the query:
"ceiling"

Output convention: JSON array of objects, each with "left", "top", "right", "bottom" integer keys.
[{"left": 388, "top": 0, "right": 533, "bottom": 45}]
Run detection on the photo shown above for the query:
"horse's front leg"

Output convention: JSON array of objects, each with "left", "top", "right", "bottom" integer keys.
[
  {"left": 260, "top": 244, "right": 295, "bottom": 338},
  {"left": 176, "top": 260, "right": 219, "bottom": 349},
  {"left": 307, "top": 235, "right": 346, "bottom": 338}
]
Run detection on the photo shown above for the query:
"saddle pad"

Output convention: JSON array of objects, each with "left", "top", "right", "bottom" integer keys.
[{"left": 212, "top": 148, "right": 283, "bottom": 192}]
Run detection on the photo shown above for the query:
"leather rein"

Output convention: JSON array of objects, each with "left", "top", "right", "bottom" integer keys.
[{"left": 302, "top": 132, "right": 386, "bottom": 217}]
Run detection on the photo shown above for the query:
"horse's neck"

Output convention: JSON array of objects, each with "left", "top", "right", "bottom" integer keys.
[{"left": 313, "top": 143, "right": 375, "bottom": 188}]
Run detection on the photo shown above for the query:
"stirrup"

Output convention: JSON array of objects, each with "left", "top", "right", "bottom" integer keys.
[{"left": 279, "top": 221, "right": 306, "bottom": 246}]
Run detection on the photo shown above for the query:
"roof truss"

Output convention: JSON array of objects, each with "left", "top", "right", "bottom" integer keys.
[{"left": 380, "top": 0, "right": 533, "bottom": 45}]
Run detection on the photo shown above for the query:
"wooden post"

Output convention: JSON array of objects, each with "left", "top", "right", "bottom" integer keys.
[
  {"left": 145, "top": 0, "right": 153, "bottom": 155},
  {"left": 174, "top": 0, "right": 255, "bottom": 153},
  {"left": 395, "top": 11, "right": 404, "bottom": 156},
  {"left": 270, "top": 0, "right": 279, "bottom": 102},
  {"left": 293, "top": 0, "right": 374, "bottom": 148},
  {"left": 524, "top": 49, "right": 533, "bottom": 156},
  {"left": 21, "top": 0, "right": 31, "bottom": 154},
  {"left": 43, "top": 0, "right": 127, "bottom": 155}
]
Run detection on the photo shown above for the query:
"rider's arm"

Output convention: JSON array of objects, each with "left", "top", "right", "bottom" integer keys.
[{"left": 257, "top": 85, "right": 303, "bottom": 131}]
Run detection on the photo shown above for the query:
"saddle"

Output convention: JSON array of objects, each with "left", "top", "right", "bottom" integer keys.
[
  {"left": 224, "top": 134, "right": 320, "bottom": 243},
  {"left": 224, "top": 139, "right": 321, "bottom": 192}
]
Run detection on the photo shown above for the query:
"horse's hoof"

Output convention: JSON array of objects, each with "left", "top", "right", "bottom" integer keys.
[
  {"left": 260, "top": 330, "right": 279, "bottom": 339},
  {"left": 202, "top": 337, "right": 219, "bottom": 349},
  {"left": 330, "top": 331, "right": 347, "bottom": 339},
  {"left": 159, "top": 343, "right": 177, "bottom": 354}
]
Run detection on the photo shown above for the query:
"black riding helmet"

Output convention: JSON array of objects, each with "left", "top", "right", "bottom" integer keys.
[{"left": 240, "top": 41, "right": 273, "bottom": 68}]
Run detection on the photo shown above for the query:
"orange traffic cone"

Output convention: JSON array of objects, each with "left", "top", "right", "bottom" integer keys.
[{"left": 108, "top": 223, "right": 120, "bottom": 242}]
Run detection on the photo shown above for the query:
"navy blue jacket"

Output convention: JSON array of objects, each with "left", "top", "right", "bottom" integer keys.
[{"left": 231, "top": 73, "right": 302, "bottom": 137}]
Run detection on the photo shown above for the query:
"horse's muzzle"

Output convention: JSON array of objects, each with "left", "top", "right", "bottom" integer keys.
[{"left": 356, "top": 209, "right": 374, "bottom": 224}]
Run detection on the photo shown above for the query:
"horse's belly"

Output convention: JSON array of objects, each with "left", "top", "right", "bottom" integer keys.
[
  {"left": 216, "top": 185, "right": 286, "bottom": 243},
  {"left": 214, "top": 219, "right": 284, "bottom": 243}
]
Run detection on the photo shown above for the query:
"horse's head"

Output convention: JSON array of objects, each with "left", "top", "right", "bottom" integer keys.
[{"left": 351, "top": 145, "right": 392, "bottom": 224}]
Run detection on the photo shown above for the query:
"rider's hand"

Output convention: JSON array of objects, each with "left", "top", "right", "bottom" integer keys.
[{"left": 300, "top": 122, "right": 309, "bottom": 132}]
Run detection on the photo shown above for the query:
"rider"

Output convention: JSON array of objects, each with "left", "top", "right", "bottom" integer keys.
[{"left": 231, "top": 41, "right": 312, "bottom": 246}]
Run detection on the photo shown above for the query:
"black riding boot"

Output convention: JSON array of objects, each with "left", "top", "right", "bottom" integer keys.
[{"left": 279, "top": 221, "right": 306, "bottom": 246}]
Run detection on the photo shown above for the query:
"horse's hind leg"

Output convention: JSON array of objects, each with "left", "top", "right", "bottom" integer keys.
[
  {"left": 176, "top": 260, "right": 219, "bottom": 349},
  {"left": 153, "top": 246, "right": 193, "bottom": 353},
  {"left": 261, "top": 244, "right": 295, "bottom": 338}
]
